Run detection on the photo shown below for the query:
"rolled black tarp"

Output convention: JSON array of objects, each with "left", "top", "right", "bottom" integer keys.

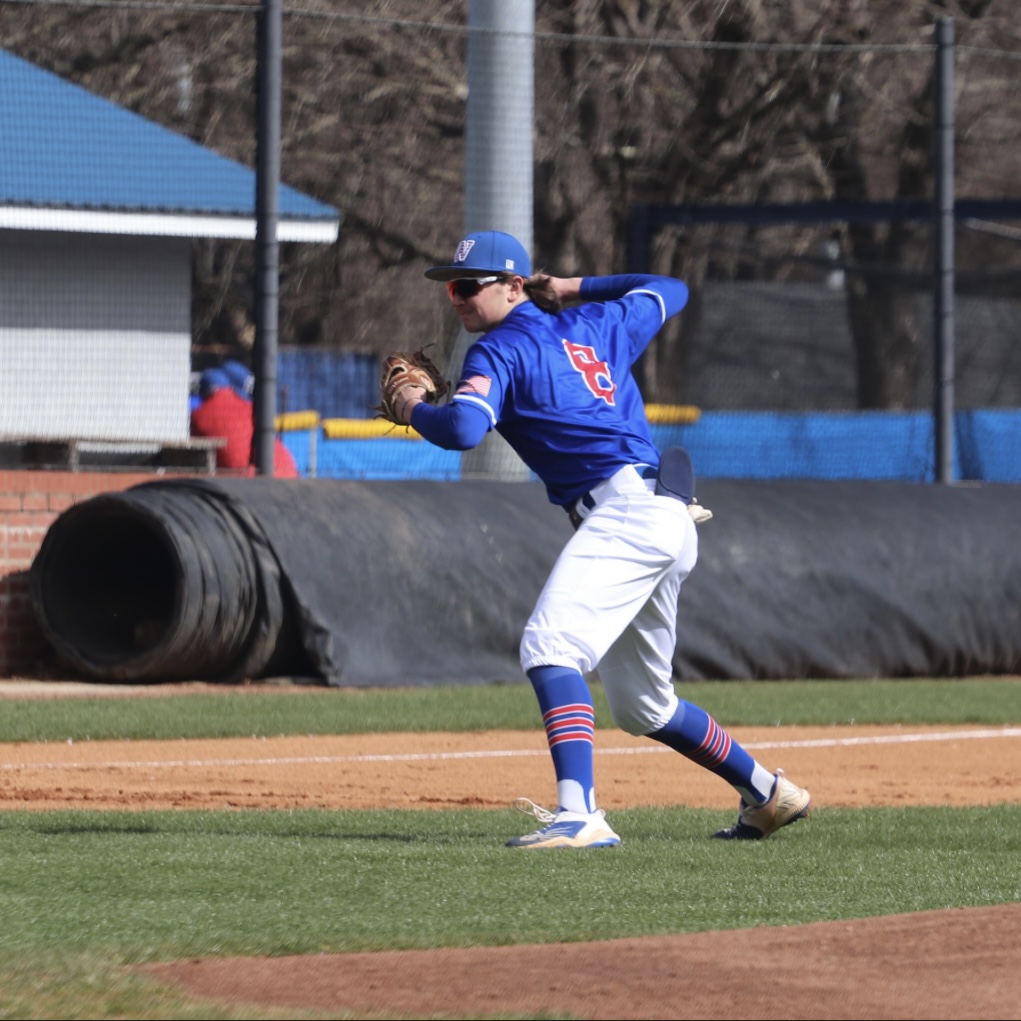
[
  {"left": 30, "top": 480, "right": 297, "bottom": 682},
  {"left": 29, "top": 477, "right": 1021, "bottom": 685}
]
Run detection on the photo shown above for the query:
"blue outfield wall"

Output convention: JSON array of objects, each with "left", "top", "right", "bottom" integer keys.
[
  {"left": 954, "top": 409, "right": 1021, "bottom": 484},
  {"left": 652, "top": 411, "right": 939, "bottom": 481},
  {"left": 278, "top": 350, "right": 378, "bottom": 419},
  {"left": 281, "top": 409, "right": 1021, "bottom": 483}
]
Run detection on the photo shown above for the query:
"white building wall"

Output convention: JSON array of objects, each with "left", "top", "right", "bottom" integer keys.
[{"left": 0, "top": 230, "right": 192, "bottom": 442}]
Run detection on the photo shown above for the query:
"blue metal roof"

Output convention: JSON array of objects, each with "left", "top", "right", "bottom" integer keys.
[{"left": 0, "top": 48, "right": 339, "bottom": 225}]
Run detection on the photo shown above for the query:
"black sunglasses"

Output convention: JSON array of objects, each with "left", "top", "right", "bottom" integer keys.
[{"left": 447, "top": 275, "right": 500, "bottom": 299}]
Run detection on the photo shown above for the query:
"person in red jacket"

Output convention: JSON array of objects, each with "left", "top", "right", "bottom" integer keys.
[{"left": 190, "top": 367, "right": 299, "bottom": 478}]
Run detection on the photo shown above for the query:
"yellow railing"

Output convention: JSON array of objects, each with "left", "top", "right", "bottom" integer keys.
[
  {"left": 276, "top": 406, "right": 699, "bottom": 480},
  {"left": 319, "top": 405, "right": 699, "bottom": 439},
  {"left": 275, "top": 410, "right": 321, "bottom": 433},
  {"left": 644, "top": 404, "right": 701, "bottom": 424},
  {"left": 322, "top": 418, "right": 422, "bottom": 440}
]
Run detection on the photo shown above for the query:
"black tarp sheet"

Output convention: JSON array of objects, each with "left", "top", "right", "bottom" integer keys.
[{"left": 30, "top": 477, "right": 1021, "bottom": 684}]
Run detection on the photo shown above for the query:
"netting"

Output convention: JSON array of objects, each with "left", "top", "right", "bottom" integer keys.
[{"left": 1, "top": 1, "right": 1019, "bottom": 480}]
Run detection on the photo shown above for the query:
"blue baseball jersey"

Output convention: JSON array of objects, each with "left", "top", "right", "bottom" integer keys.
[{"left": 451, "top": 275, "right": 687, "bottom": 505}]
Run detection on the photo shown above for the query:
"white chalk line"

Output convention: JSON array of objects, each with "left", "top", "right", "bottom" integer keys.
[{"left": 2, "top": 727, "right": 1020, "bottom": 773}]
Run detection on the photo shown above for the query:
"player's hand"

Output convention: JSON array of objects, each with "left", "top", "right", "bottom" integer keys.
[
  {"left": 532, "top": 275, "right": 583, "bottom": 305},
  {"left": 394, "top": 384, "right": 427, "bottom": 424},
  {"left": 375, "top": 348, "right": 449, "bottom": 426}
]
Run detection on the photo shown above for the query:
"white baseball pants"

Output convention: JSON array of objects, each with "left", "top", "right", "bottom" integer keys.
[{"left": 520, "top": 464, "right": 698, "bottom": 735}]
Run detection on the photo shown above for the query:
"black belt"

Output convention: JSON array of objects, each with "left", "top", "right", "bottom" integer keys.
[
  {"left": 566, "top": 464, "right": 659, "bottom": 530},
  {"left": 565, "top": 450, "right": 696, "bottom": 531}
]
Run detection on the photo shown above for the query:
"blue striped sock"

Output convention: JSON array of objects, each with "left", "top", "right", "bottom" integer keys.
[
  {"left": 648, "top": 699, "right": 774, "bottom": 804},
  {"left": 527, "top": 665, "right": 596, "bottom": 814}
]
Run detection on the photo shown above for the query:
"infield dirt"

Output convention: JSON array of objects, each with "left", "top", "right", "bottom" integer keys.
[{"left": 2, "top": 679, "right": 1020, "bottom": 1019}]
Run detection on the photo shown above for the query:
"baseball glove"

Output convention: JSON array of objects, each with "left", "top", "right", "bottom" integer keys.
[{"left": 375, "top": 347, "right": 449, "bottom": 425}]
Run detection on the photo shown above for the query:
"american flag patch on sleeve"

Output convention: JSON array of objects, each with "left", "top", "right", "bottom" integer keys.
[{"left": 456, "top": 375, "right": 492, "bottom": 397}]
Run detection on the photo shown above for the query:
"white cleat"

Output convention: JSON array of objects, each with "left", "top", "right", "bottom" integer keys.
[
  {"left": 713, "top": 769, "right": 811, "bottom": 840},
  {"left": 506, "top": 798, "right": 622, "bottom": 849}
]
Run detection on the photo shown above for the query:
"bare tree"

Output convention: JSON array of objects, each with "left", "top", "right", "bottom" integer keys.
[{"left": 4, "top": 0, "right": 1021, "bottom": 407}]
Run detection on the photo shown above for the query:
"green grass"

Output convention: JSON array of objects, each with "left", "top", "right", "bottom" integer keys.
[
  {"left": 0, "top": 950, "right": 299, "bottom": 1021},
  {"left": 1, "top": 805, "right": 1019, "bottom": 959},
  {"left": 1, "top": 677, "right": 1019, "bottom": 1018},
  {"left": 1, "top": 803, "right": 1020, "bottom": 1018},
  {"left": 2, "top": 676, "right": 1019, "bottom": 742}
]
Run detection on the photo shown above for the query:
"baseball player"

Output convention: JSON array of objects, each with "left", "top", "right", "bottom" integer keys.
[{"left": 391, "top": 229, "right": 811, "bottom": 848}]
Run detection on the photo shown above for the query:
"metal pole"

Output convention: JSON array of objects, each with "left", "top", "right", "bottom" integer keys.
[
  {"left": 464, "top": 0, "right": 534, "bottom": 251},
  {"left": 933, "top": 16, "right": 955, "bottom": 483},
  {"left": 253, "top": 0, "right": 282, "bottom": 476},
  {"left": 458, "top": 0, "right": 534, "bottom": 480}
]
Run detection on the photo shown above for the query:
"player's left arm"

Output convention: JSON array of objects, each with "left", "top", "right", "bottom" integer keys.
[
  {"left": 406, "top": 346, "right": 506, "bottom": 449},
  {"left": 409, "top": 399, "right": 490, "bottom": 450}
]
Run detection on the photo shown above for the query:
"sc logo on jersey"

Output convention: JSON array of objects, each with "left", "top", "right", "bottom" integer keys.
[{"left": 562, "top": 339, "right": 617, "bottom": 405}]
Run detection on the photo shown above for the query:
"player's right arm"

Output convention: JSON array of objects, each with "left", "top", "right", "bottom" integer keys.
[
  {"left": 531, "top": 274, "right": 686, "bottom": 322},
  {"left": 579, "top": 274, "right": 688, "bottom": 322}
]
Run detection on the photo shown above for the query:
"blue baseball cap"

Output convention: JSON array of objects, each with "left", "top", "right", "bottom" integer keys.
[
  {"left": 222, "top": 359, "right": 254, "bottom": 399},
  {"left": 199, "top": 367, "right": 231, "bottom": 399},
  {"left": 425, "top": 230, "right": 531, "bottom": 281}
]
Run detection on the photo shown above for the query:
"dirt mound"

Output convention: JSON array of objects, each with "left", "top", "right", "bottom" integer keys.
[{"left": 4, "top": 681, "right": 1019, "bottom": 1019}]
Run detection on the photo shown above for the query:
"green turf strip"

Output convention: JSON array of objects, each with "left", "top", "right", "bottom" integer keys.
[
  {"left": 2, "top": 679, "right": 1019, "bottom": 1019},
  {"left": 0, "top": 805, "right": 1018, "bottom": 959},
  {"left": 1, "top": 677, "right": 1019, "bottom": 742}
]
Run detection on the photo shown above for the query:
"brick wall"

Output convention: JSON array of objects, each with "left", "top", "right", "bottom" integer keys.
[{"left": 0, "top": 470, "right": 176, "bottom": 677}]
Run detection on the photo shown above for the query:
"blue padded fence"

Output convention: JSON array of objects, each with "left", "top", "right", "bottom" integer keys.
[
  {"left": 652, "top": 412, "right": 940, "bottom": 481},
  {"left": 277, "top": 349, "right": 377, "bottom": 419},
  {"left": 955, "top": 409, "right": 1021, "bottom": 484},
  {"left": 281, "top": 408, "right": 1021, "bottom": 483}
]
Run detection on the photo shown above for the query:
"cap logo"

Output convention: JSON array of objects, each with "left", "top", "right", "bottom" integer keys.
[
  {"left": 504, "top": 259, "right": 515, "bottom": 270},
  {"left": 454, "top": 240, "right": 475, "bottom": 264}
]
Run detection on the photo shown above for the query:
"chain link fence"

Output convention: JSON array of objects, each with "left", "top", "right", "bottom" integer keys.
[{"left": 1, "top": 1, "right": 1020, "bottom": 477}]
